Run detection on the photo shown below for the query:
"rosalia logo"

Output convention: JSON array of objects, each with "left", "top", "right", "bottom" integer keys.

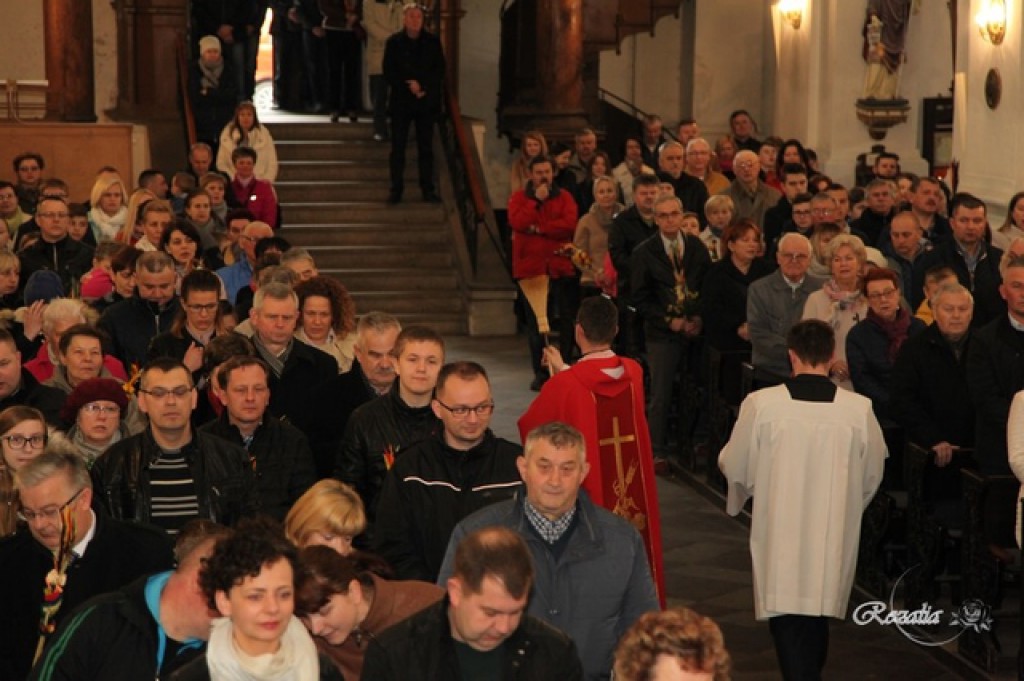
[{"left": 852, "top": 567, "right": 993, "bottom": 646}]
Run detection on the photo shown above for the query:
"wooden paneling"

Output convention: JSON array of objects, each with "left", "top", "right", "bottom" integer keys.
[{"left": 0, "top": 123, "right": 135, "bottom": 203}]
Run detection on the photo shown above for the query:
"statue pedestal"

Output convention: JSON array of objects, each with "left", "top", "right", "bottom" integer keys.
[{"left": 855, "top": 98, "right": 911, "bottom": 140}]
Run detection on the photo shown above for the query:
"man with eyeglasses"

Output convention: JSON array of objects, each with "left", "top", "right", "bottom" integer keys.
[
  {"left": 683, "top": 137, "right": 729, "bottom": 196},
  {"left": 0, "top": 449, "right": 173, "bottom": 680},
  {"left": 91, "top": 357, "right": 260, "bottom": 535},
  {"left": 336, "top": 325, "right": 444, "bottom": 531},
  {"left": 17, "top": 195, "right": 94, "bottom": 295},
  {"left": 747, "top": 232, "right": 826, "bottom": 385},
  {"left": 199, "top": 355, "right": 315, "bottom": 521},
  {"left": 216, "top": 219, "right": 274, "bottom": 304},
  {"left": 374, "top": 360, "right": 521, "bottom": 581},
  {"left": 720, "top": 149, "right": 781, "bottom": 229},
  {"left": 10, "top": 178, "right": 71, "bottom": 252},
  {"left": 656, "top": 140, "right": 709, "bottom": 228},
  {"left": 519, "top": 294, "right": 665, "bottom": 602}
]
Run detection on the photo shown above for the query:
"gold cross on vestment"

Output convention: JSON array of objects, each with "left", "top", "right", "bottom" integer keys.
[
  {"left": 599, "top": 417, "right": 636, "bottom": 487},
  {"left": 600, "top": 417, "right": 643, "bottom": 525}
]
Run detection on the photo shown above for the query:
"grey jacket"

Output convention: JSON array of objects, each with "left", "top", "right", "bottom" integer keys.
[
  {"left": 747, "top": 270, "right": 826, "bottom": 377},
  {"left": 437, "top": 491, "right": 658, "bottom": 681}
]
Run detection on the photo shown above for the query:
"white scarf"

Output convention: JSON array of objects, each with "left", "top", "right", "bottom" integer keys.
[
  {"left": 206, "top": 616, "right": 319, "bottom": 681},
  {"left": 88, "top": 205, "right": 127, "bottom": 241}
]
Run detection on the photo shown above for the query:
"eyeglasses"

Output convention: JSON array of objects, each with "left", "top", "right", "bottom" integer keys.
[
  {"left": 185, "top": 303, "right": 218, "bottom": 313},
  {"left": 734, "top": 161, "right": 757, "bottom": 170},
  {"left": 867, "top": 288, "right": 899, "bottom": 301},
  {"left": 779, "top": 252, "right": 810, "bottom": 262},
  {"left": 792, "top": 209, "right": 812, "bottom": 216},
  {"left": 434, "top": 399, "right": 495, "bottom": 418},
  {"left": 81, "top": 403, "right": 120, "bottom": 415},
  {"left": 139, "top": 385, "right": 192, "bottom": 400},
  {"left": 37, "top": 212, "right": 70, "bottom": 219},
  {"left": 655, "top": 210, "right": 683, "bottom": 219},
  {"left": 20, "top": 487, "right": 84, "bottom": 524},
  {"left": 2, "top": 433, "right": 46, "bottom": 449}
]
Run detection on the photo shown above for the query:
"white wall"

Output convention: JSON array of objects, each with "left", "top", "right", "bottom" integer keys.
[{"left": 954, "top": 0, "right": 1022, "bottom": 224}]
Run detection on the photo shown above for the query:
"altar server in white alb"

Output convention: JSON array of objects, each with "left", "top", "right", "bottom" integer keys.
[{"left": 718, "top": 319, "right": 886, "bottom": 681}]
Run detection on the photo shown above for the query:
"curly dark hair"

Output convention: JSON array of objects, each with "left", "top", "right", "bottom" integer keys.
[
  {"left": 198, "top": 517, "right": 298, "bottom": 609},
  {"left": 613, "top": 607, "right": 731, "bottom": 680},
  {"left": 294, "top": 276, "right": 357, "bottom": 336}
]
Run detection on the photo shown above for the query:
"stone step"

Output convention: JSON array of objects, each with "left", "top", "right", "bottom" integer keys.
[
  {"left": 349, "top": 290, "right": 465, "bottom": 314},
  {"left": 303, "top": 245, "right": 453, "bottom": 269},
  {"left": 283, "top": 223, "right": 449, "bottom": 247},
  {"left": 277, "top": 140, "right": 417, "bottom": 163},
  {"left": 386, "top": 312, "right": 467, "bottom": 335},
  {"left": 323, "top": 268, "right": 459, "bottom": 291},
  {"left": 281, "top": 202, "right": 446, "bottom": 224},
  {"left": 275, "top": 182, "right": 391, "bottom": 203},
  {"left": 277, "top": 161, "right": 415, "bottom": 182},
  {"left": 266, "top": 121, "right": 376, "bottom": 141}
]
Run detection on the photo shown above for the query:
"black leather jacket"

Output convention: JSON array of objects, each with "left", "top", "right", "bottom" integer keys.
[{"left": 91, "top": 428, "right": 260, "bottom": 527}]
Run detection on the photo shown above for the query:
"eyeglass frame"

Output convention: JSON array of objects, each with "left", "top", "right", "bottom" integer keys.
[
  {"left": 138, "top": 385, "right": 194, "bottom": 400},
  {"left": 433, "top": 398, "right": 496, "bottom": 418},
  {"left": 2, "top": 433, "right": 47, "bottom": 450},
  {"left": 19, "top": 487, "right": 85, "bottom": 524},
  {"left": 866, "top": 287, "right": 899, "bottom": 302}
]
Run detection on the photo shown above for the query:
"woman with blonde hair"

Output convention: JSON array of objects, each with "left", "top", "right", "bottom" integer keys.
[
  {"left": 87, "top": 171, "right": 129, "bottom": 242},
  {"left": 285, "top": 479, "right": 367, "bottom": 555},
  {"left": 573, "top": 174, "right": 623, "bottom": 295},
  {"left": 992, "top": 191, "right": 1024, "bottom": 252},
  {"left": 116, "top": 188, "right": 158, "bottom": 245},
  {"left": 802, "top": 232, "right": 869, "bottom": 390},
  {"left": 613, "top": 607, "right": 731, "bottom": 680},
  {"left": 509, "top": 130, "right": 549, "bottom": 195},
  {"left": 216, "top": 101, "right": 279, "bottom": 183}
]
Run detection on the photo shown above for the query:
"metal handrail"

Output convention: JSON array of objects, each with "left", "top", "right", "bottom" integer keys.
[
  {"left": 175, "top": 33, "right": 197, "bottom": 149},
  {"left": 597, "top": 87, "right": 679, "bottom": 143}
]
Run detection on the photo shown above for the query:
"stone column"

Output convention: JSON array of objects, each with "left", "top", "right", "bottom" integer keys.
[{"left": 43, "top": 0, "right": 96, "bottom": 121}]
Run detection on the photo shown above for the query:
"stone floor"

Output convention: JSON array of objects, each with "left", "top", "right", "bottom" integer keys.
[{"left": 447, "top": 334, "right": 1008, "bottom": 679}]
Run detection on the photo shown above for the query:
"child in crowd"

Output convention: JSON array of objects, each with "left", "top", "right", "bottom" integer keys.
[
  {"left": 808, "top": 222, "right": 842, "bottom": 278},
  {"left": 916, "top": 265, "right": 958, "bottom": 325},
  {"left": 80, "top": 241, "right": 127, "bottom": 302},
  {"left": 702, "top": 194, "right": 735, "bottom": 261},
  {"left": 170, "top": 171, "right": 196, "bottom": 215},
  {"left": 68, "top": 203, "right": 91, "bottom": 241}
]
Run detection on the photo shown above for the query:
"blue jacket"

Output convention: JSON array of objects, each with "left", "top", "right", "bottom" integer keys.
[{"left": 437, "top": 491, "right": 659, "bottom": 681}]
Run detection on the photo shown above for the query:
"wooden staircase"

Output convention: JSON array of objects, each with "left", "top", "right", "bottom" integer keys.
[{"left": 269, "top": 120, "right": 468, "bottom": 335}]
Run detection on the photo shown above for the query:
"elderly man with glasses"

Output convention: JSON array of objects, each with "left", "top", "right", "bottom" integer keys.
[
  {"left": 0, "top": 448, "right": 173, "bottom": 680},
  {"left": 373, "top": 360, "right": 522, "bottom": 581},
  {"left": 720, "top": 149, "right": 781, "bottom": 229},
  {"left": 91, "top": 357, "right": 260, "bottom": 536}
]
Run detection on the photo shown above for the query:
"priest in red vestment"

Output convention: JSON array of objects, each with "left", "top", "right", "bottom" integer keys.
[{"left": 518, "top": 296, "right": 665, "bottom": 604}]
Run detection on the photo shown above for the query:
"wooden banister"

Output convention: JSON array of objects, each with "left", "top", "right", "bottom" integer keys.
[{"left": 445, "top": 86, "right": 487, "bottom": 222}]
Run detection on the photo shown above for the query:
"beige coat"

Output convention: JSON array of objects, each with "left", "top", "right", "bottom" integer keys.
[{"left": 363, "top": 0, "right": 405, "bottom": 75}]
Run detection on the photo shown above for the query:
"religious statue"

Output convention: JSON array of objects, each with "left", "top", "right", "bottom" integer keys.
[{"left": 861, "top": 0, "right": 918, "bottom": 100}]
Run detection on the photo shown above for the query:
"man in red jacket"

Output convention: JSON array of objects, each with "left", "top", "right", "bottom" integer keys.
[{"left": 507, "top": 155, "right": 579, "bottom": 391}]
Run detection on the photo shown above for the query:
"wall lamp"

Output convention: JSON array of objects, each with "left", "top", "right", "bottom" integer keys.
[
  {"left": 976, "top": 0, "right": 1006, "bottom": 45},
  {"left": 778, "top": 0, "right": 804, "bottom": 30}
]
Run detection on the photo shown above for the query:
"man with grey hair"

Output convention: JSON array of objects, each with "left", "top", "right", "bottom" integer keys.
[
  {"left": 684, "top": 137, "right": 729, "bottom": 195},
  {"left": 306, "top": 311, "right": 402, "bottom": 477},
  {"left": 248, "top": 282, "right": 338, "bottom": 427},
  {"left": 657, "top": 140, "right": 709, "bottom": 227},
  {"left": 99, "top": 251, "right": 182, "bottom": 371},
  {"left": 439, "top": 421, "right": 658, "bottom": 680},
  {"left": 280, "top": 247, "right": 319, "bottom": 281},
  {"left": 216, "top": 219, "right": 274, "bottom": 304},
  {"left": 568, "top": 127, "right": 599, "bottom": 184},
  {"left": 747, "top": 232, "right": 825, "bottom": 384},
  {"left": 0, "top": 448, "right": 173, "bottom": 680},
  {"left": 720, "top": 149, "right": 781, "bottom": 228}
]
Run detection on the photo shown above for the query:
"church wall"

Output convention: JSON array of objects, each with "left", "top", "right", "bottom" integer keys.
[
  {"left": 598, "top": 15, "right": 683, "bottom": 124},
  {"left": 954, "top": 0, "right": 1022, "bottom": 222}
]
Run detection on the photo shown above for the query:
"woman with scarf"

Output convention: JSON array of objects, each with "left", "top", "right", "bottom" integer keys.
[
  {"left": 802, "top": 233, "right": 870, "bottom": 390},
  {"left": 294, "top": 545, "right": 443, "bottom": 680},
  {"left": 572, "top": 174, "right": 622, "bottom": 297},
  {"left": 87, "top": 171, "right": 128, "bottom": 242},
  {"left": 60, "top": 377, "right": 134, "bottom": 467},
  {"left": 847, "top": 267, "right": 925, "bottom": 424},
  {"left": 217, "top": 101, "right": 280, "bottom": 183},
  {"left": 190, "top": 35, "right": 239, "bottom": 158},
  {"left": 177, "top": 518, "right": 342, "bottom": 681}
]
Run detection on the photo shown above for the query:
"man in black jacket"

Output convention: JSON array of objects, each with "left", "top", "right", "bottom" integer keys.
[
  {"left": 656, "top": 141, "right": 709, "bottom": 227},
  {"left": 0, "top": 328, "right": 65, "bottom": 425},
  {"left": 374, "top": 361, "right": 522, "bottom": 581},
  {"left": 99, "top": 251, "right": 182, "bottom": 373},
  {"left": 335, "top": 325, "right": 443, "bottom": 526},
  {"left": 17, "top": 196, "right": 93, "bottom": 296},
  {"left": 306, "top": 311, "right": 402, "bottom": 477},
  {"left": 200, "top": 355, "right": 315, "bottom": 520},
  {"left": 632, "top": 194, "right": 711, "bottom": 460},
  {"left": 1, "top": 450, "right": 174, "bottom": 680},
  {"left": 248, "top": 282, "right": 338, "bottom": 429},
  {"left": 92, "top": 358, "right": 260, "bottom": 535},
  {"left": 383, "top": 3, "right": 445, "bottom": 203},
  {"left": 29, "top": 520, "right": 230, "bottom": 681},
  {"left": 608, "top": 173, "right": 660, "bottom": 357},
  {"left": 362, "top": 526, "right": 583, "bottom": 680}
]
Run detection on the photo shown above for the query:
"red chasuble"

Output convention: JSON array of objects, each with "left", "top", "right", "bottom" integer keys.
[{"left": 518, "top": 355, "right": 665, "bottom": 605}]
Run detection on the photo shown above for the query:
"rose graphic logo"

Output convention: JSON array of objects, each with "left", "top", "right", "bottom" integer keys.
[{"left": 951, "top": 599, "right": 993, "bottom": 634}]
